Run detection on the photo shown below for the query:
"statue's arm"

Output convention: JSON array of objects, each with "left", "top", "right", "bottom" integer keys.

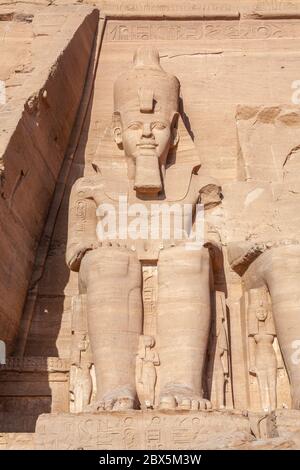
[
  {"left": 153, "top": 351, "right": 160, "bottom": 366},
  {"left": 136, "top": 356, "right": 143, "bottom": 384},
  {"left": 66, "top": 178, "right": 98, "bottom": 272},
  {"left": 192, "top": 173, "right": 222, "bottom": 248},
  {"left": 196, "top": 175, "right": 222, "bottom": 210}
]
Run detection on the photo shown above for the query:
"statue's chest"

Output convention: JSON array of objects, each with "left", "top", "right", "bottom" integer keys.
[{"left": 91, "top": 180, "right": 197, "bottom": 208}]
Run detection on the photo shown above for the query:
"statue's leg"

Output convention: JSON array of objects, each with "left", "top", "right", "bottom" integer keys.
[
  {"left": 79, "top": 247, "right": 142, "bottom": 410},
  {"left": 258, "top": 245, "right": 300, "bottom": 409},
  {"left": 256, "top": 369, "right": 271, "bottom": 412},
  {"left": 268, "top": 367, "right": 277, "bottom": 412},
  {"left": 215, "top": 355, "right": 226, "bottom": 409},
  {"left": 157, "top": 246, "right": 212, "bottom": 410}
]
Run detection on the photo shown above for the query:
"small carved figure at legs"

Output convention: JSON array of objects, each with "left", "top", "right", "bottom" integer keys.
[
  {"left": 254, "top": 334, "right": 277, "bottom": 412},
  {"left": 215, "top": 291, "right": 229, "bottom": 409},
  {"left": 248, "top": 287, "right": 277, "bottom": 412},
  {"left": 71, "top": 360, "right": 93, "bottom": 413},
  {"left": 136, "top": 335, "right": 160, "bottom": 409},
  {"left": 70, "top": 295, "right": 93, "bottom": 413}
]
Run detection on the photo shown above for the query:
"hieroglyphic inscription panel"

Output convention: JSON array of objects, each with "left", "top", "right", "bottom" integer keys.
[
  {"left": 35, "top": 411, "right": 248, "bottom": 450},
  {"left": 104, "top": 20, "right": 300, "bottom": 42},
  {"left": 0, "top": 357, "right": 70, "bottom": 373}
]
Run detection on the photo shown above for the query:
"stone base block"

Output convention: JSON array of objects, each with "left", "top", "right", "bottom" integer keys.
[
  {"left": 35, "top": 410, "right": 250, "bottom": 450},
  {"left": 0, "top": 433, "right": 35, "bottom": 450}
]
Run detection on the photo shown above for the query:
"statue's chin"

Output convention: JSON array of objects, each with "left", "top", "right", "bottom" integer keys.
[
  {"left": 134, "top": 153, "right": 162, "bottom": 194},
  {"left": 134, "top": 183, "right": 162, "bottom": 194}
]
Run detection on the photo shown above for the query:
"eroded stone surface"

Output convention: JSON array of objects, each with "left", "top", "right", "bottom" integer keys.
[
  {"left": 1, "top": 0, "right": 300, "bottom": 450},
  {"left": 35, "top": 410, "right": 250, "bottom": 450}
]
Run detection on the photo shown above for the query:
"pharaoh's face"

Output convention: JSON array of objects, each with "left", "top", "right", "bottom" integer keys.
[
  {"left": 256, "top": 307, "right": 267, "bottom": 322},
  {"left": 144, "top": 336, "right": 155, "bottom": 348},
  {"left": 114, "top": 111, "right": 176, "bottom": 166}
]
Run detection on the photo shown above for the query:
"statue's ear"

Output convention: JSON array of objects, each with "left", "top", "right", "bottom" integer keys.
[
  {"left": 91, "top": 162, "right": 101, "bottom": 174},
  {"left": 112, "top": 111, "right": 123, "bottom": 147},
  {"left": 171, "top": 112, "right": 179, "bottom": 148}
]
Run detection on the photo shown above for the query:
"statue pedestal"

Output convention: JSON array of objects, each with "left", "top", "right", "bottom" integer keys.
[{"left": 35, "top": 410, "right": 249, "bottom": 450}]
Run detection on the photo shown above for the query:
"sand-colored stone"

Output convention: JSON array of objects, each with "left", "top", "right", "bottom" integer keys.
[
  {"left": 35, "top": 410, "right": 250, "bottom": 450},
  {"left": 1, "top": 0, "right": 300, "bottom": 450}
]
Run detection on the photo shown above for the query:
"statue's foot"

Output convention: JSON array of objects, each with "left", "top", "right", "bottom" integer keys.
[
  {"left": 86, "top": 386, "right": 137, "bottom": 412},
  {"left": 159, "top": 384, "right": 212, "bottom": 411}
]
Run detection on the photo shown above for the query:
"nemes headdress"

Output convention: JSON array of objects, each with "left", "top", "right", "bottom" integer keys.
[
  {"left": 114, "top": 46, "right": 180, "bottom": 119},
  {"left": 94, "top": 46, "right": 203, "bottom": 201}
]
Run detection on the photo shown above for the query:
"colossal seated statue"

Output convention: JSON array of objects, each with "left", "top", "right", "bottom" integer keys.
[{"left": 66, "top": 46, "right": 222, "bottom": 412}]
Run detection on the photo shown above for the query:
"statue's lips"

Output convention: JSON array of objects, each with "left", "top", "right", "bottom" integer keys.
[{"left": 137, "top": 143, "right": 158, "bottom": 150}]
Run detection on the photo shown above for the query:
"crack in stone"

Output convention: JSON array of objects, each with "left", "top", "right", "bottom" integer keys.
[{"left": 163, "top": 51, "right": 224, "bottom": 59}]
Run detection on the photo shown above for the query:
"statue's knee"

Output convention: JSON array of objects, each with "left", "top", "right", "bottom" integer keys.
[
  {"left": 80, "top": 247, "right": 140, "bottom": 286},
  {"left": 159, "top": 246, "right": 209, "bottom": 274}
]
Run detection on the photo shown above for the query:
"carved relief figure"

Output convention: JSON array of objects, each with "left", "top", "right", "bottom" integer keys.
[
  {"left": 214, "top": 291, "right": 230, "bottom": 409},
  {"left": 70, "top": 295, "right": 93, "bottom": 412},
  {"left": 70, "top": 337, "right": 93, "bottom": 413},
  {"left": 66, "top": 46, "right": 222, "bottom": 411},
  {"left": 205, "top": 289, "right": 231, "bottom": 409},
  {"left": 248, "top": 287, "right": 277, "bottom": 412},
  {"left": 136, "top": 335, "right": 159, "bottom": 409}
]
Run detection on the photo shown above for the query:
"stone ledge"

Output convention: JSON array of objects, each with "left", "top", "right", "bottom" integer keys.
[
  {"left": 35, "top": 410, "right": 250, "bottom": 450},
  {"left": 0, "top": 356, "right": 70, "bottom": 372}
]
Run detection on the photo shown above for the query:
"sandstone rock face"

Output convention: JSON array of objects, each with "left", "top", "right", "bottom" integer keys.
[
  {"left": 1, "top": 0, "right": 300, "bottom": 450},
  {"left": 0, "top": 3, "right": 99, "bottom": 353}
]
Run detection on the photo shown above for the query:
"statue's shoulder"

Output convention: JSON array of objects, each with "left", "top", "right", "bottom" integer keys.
[
  {"left": 191, "top": 173, "right": 221, "bottom": 192},
  {"left": 71, "top": 175, "right": 105, "bottom": 193},
  {"left": 191, "top": 173, "right": 222, "bottom": 208}
]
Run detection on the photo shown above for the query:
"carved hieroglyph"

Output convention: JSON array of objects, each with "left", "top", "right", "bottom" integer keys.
[
  {"left": 35, "top": 410, "right": 249, "bottom": 450},
  {"left": 66, "top": 46, "right": 222, "bottom": 412},
  {"left": 136, "top": 335, "right": 159, "bottom": 410}
]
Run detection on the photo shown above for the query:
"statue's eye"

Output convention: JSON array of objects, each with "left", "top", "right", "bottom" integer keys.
[
  {"left": 128, "top": 122, "right": 141, "bottom": 130},
  {"left": 152, "top": 122, "right": 166, "bottom": 130}
]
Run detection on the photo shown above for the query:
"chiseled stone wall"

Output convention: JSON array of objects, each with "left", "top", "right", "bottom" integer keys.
[
  {"left": 0, "top": 5, "right": 99, "bottom": 352},
  {"left": 1, "top": 0, "right": 300, "bottom": 450}
]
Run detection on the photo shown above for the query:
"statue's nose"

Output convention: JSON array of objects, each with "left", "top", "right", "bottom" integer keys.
[{"left": 141, "top": 123, "right": 152, "bottom": 138}]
